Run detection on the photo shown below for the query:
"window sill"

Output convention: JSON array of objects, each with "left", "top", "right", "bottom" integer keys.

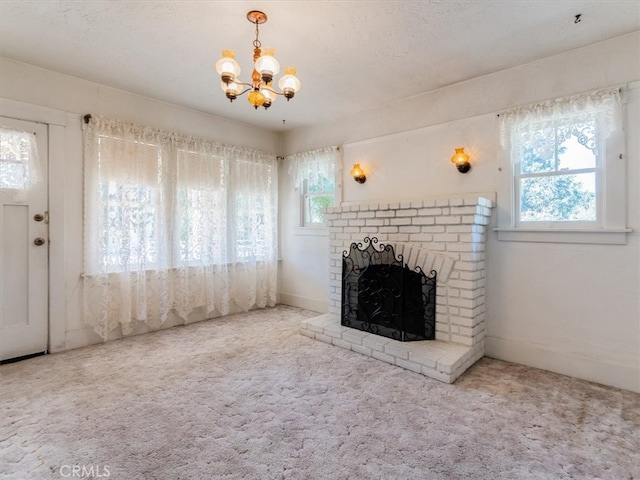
[
  {"left": 494, "top": 228, "right": 632, "bottom": 245},
  {"left": 294, "top": 226, "right": 329, "bottom": 237}
]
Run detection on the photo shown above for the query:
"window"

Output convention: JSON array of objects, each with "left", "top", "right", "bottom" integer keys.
[
  {"left": 83, "top": 115, "right": 278, "bottom": 339},
  {"left": 287, "top": 146, "right": 339, "bottom": 228},
  {"left": 0, "top": 127, "right": 41, "bottom": 190},
  {"left": 496, "top": 87, "right": 629, "bottom": 244},
  {"left": 303, "top": 173, "right": 335, "bottom": 225}
]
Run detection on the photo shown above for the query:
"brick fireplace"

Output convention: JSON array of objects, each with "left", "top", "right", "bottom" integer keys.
[{"left": 301, "top": 194, "right": 494, "bottom": 383}]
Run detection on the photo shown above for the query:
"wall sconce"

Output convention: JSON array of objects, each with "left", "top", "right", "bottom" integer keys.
[
  {"left": 451, "top": 147, "right": 471, "bottom": 173},
  {"left": 350, "top": 163, "right": 366, "bottom": 183}
]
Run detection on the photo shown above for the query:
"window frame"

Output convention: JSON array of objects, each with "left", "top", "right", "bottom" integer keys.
[{"left": 495, "top": 88, "right": 630, "bottom": 245}]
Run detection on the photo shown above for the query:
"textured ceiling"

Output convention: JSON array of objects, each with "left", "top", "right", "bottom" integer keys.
[{"left": 1, "top": 1, "right": 639, "bottom": 132}]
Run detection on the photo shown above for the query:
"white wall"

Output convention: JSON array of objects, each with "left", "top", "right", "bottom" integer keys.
[
  {"left": 0, "top": 58, "right": 281, "bottom": 351},
  {"left": 279, "top": 33, "right": 640, "bottom": 392}
]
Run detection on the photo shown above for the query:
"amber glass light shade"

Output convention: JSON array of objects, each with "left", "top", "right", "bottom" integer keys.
[
  {"left": 451, "top": 147, "right": 471, "bottom": 173},
  {"left": 247, "top": 90, "right": 266, "bottom": 109},
  {"left": 350, "top": 163, "right": 366, "bottom": 183}
]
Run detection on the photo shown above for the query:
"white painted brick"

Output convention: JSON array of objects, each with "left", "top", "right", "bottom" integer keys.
[
  {"left": 409, "top": 233, "right": 433, "bottom": 242},
  {"left": 366, "top": 219, "right": 385, "bottom": 226},
  {"left": 358, "top": 211, "right": 376, "bottom": 218},
  {"left": 334, "top": 219, "right": 349, "bottom": 227},
  {"left": 342, "top": 329, "right": 368, "bottom": 344},
  {"left": 460, "top": 287, "right": 485, "bottom": 300},
  {"left": 446, "top": 225, "right": 474, "bottom": 233},
  {"left": 418, "top": 207, "right": 442, "bottom": 216},
  {"left": 376, "top": 210, "right": 396, "bottom": 218},
  {"left": 314, "top": 333, "right": 333, "bottom": 344},
  {"left": 385, "top": 233, "right": 408, "bottom": 242},
  {"left": 436, "top": 216, "right": 462, "bottom": 225},
  {"left": 396, "top": 208, "right": 418, "bottom": 217},
  {"left": 451, "top": 206, "right": 479, "bottom": 215},
  {"left": 352, "top": 344, "right": 373, "bottom": 356},
  {"left": 362, "top": 335, "right": 391, "bottom": 351},
  {"left": 390, "top": 218, "right": 407, "bottom": 226},
  {"left": 433, "top": 233, "right": 459, "bottom": 242},
  {"left": 372, "top": 350, "right": 396, "bottom": 364},
  {"left": 395, "top": 357, "right": 423, "bottom": 374},
  {"left": 412, "top": 217, "right": 435, "bottom": 225},
  {"left": 408, "top": 347, "right": 440, "bottom": 368},
  {"left": 447, "top": 243, "right": 473, "bottom": 252},
  {"left": 342, "top": 212, "right": 358, "bottom": 219},
  {"left": 389, "top": 202, "right": 400, "bottom": 209},
  {"left": 459, "top": 270, "right": 484, "bottom": 281},
  {"left": 436, "top": 199, "right": 450, "bottom": 207},
  {"left": 384, "top": 342, "right": 410, "bottom": 360},
  {"left": 350, "top": 219, "right": 366, "bottom": 226},
  {"left": 332, "top": 338, "right": 353, "bottom": 350},
  {"left": 300, "top": 328, "right": 315, "bottom": 338},
  {"left": 450, "top": 334, "right": 474, "bottom": 346},
  {"left": 379, "top": 226, "right": 399, "bottom": 233},
  {"left": 422, "top": 367, "right": 453, "bottom": 383},
  {"left": 421, "top": 226, "right": 446, "bottom": 233},
  {"left": 344, "top": 227, "right": 360, "bottom": 233},
  {"left": 410, "top": 201, "right": 424, "bottom": 208}
]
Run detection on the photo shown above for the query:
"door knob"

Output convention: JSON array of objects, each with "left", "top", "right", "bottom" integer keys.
[
  {"left": 34, "top": 213, "right": 44, "bottom": 222},
  {"left": 34, "top": 237, "right": 46, "bottom": 246}
]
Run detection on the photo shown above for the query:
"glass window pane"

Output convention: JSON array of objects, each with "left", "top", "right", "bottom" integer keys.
[
  {"left": 557, "top": 132, "right": 596, "bottom": 171},
  {"left": 0, "top": 130, "right": 31, "bottom": 189},
  {"left": 519, "top": 129, "right": 556, "bottom": 174},
  {"left": 520, "top": 172, "right": 596, "bottom": 222},
  {"left": 305, "top": 194, "right": 334, "bottom": 224}
]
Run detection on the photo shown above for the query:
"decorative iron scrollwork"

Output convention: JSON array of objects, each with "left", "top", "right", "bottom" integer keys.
[{"left": 341, "top": 237, "right": 436, "bottom": 342}]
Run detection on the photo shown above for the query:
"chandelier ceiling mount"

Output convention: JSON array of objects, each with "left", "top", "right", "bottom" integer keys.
[{"left": 216, "top": 10, "right": 301, "bottom": 110}]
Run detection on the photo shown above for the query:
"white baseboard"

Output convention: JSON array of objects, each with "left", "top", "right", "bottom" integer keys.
[
  {"left": 486, "top": 335, "right": 640, "bottom": 394},
  {"left": 279, "top": 293, "right": 327, "bottom": 314}
]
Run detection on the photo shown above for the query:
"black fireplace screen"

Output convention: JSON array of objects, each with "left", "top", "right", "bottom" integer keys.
[{"left": 341, "top": 237, "right": 436, "bottom": 342}]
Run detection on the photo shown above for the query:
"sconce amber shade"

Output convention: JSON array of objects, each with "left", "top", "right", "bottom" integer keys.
[
  {"left": 350, "top": 163, "right": 366, "bottom": 183},
  {"left": 451, "top": 147, "right": 471, "bottom": 173}
]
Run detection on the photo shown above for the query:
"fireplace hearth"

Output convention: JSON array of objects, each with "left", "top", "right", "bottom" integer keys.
[{"left": 342, "top": 237, "right": 436, "bottom": 342}]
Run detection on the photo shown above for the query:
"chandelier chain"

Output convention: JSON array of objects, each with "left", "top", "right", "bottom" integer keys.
[{"left": 253, "top": 21, "right": 261, "bottom": 49}]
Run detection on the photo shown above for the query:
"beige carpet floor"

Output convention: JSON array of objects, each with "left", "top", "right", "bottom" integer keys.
[{"left": 1, "top": 305, "right": 638, "bottom": 480}]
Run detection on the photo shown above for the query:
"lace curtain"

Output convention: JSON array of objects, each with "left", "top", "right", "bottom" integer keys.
[
  {"left": 287, "top": 145, "right": 339, "bottom": 187},
  {"left": 498, "top": 87, "right": 623, "bottom": 164},
  {"left": 83, "top": 116, "right": 278, "bottom": 339},
  {"left": 0, "top": 127, "right": 42, "bottom": 193}
]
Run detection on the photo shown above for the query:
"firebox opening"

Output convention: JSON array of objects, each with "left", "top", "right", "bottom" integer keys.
[{"left": 341, "top": 237, "right": 436, "bottom": 342}]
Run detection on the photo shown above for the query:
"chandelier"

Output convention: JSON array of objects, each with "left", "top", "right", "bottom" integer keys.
[{"left": 215, "top": 10, "right": 301, "bottom": 110}]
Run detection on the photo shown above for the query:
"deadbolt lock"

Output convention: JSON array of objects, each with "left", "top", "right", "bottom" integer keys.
[{"left": 34, "top": 237, "right": 46, "bottom": 246}]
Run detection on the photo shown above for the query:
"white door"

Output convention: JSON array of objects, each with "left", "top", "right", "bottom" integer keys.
[{"left": 0, "top": 117, "right": 48, "bottom": 361}]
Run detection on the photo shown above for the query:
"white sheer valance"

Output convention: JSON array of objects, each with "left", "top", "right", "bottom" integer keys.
[
  {"left": 287, "top": 146, "right": 339, "bottom": 187},
  {"left": 0, "top": 126, "right": 42, "bottom": 191},
  {"left": 83, "top": 115, "right": 278, "bottom": 339},
  {"left": 498, "top": 87, "right": 623, "bottom": 159}
]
